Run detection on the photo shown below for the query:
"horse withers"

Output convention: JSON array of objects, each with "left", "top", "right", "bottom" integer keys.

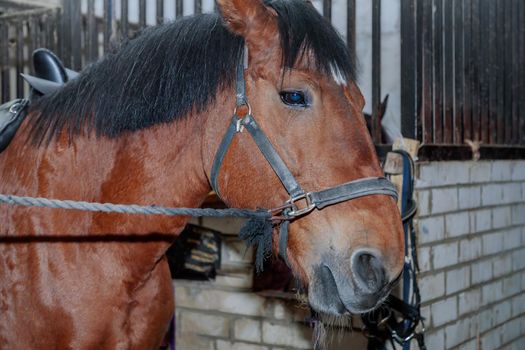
[{"left": 0, "top": 0, "right": 404, "bottom": 348}]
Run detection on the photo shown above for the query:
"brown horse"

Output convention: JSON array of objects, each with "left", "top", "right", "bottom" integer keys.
[{"left": 0, "top": 0, "right": 404, "bottom": 348}]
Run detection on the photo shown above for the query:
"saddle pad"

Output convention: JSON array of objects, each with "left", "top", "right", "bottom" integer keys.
[{"left": 0, "top": 99, "right": 29, "bottom": 153}]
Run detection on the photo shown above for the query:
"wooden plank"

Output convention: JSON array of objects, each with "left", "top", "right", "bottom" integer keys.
[
  {"left": 421, "top": 0, "right": 434, "bottom": 143},
  {"left": 176, "top": 0, "right": 183, "bottom": 18},
  {"left": 346, "top": 0, "right": 355, "bottom": 56},
  {"left": 433, "top": 0, "right": 444, "bottom": 143},
  {"left": 453, "top": 0, "right": 464, "bottom": 144},
  {"left": 121, "top": 0, "right": 129, "bottom": 39},
  {"left": 418, "top": 145, "right": 473, "bottom": 161},
  {"left": 479, "top": 0, "right": 489, "bottom": 144},
  {"left": 400, "top": 0, "right": 417, "bottom": 139},
  {"left": 157, "top": 0, "right": 164, "bottom": 24},
  {"left": 0, "top": 22, "right": 9, "bottom": 103},
  {"left": 139, "top": 0, "right": 146, "bottom": 28},
  {"left": 418, "top": 144, "right": 525, "bottom": 160},
  {"left": 323, "top": 0, "right": 331, "bottom": 21},
  {"left": 70, "top": 0, "right": 81, "bottom": 70},
  {"left": 443, "top": 0, "right": 453, "bottom": 144},
  {"left": 371, "top": 0, "right": 381, "bottom": 143}
]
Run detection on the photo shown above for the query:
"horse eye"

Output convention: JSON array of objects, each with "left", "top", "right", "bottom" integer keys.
[{"left": 280, "top": 91, "right": 308, "bottom": 107}]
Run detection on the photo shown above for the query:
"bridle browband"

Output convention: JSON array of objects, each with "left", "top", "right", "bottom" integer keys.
[{"left": 210, "top": 50, "right": 399, "bottom": 264}]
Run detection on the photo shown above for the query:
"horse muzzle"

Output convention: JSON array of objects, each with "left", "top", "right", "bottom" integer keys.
[{"left": 308, "top": 250, "right": 397, "bottom": 315}]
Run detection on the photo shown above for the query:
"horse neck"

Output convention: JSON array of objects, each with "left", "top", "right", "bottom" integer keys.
[
  {"left": 75, "top": 114, "right": 212, "bottom": 235},
  {"left": 2, "top": 109, "right": 214, "bottom": 237}
]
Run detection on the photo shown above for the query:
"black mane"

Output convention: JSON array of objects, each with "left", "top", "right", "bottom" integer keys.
[{"left": 30, "top": 0, "right": 355, "bottom": 144}]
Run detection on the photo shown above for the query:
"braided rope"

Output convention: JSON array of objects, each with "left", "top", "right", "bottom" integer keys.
[{"left": 0, "top": 194, "right": 270, "bottom": 220}]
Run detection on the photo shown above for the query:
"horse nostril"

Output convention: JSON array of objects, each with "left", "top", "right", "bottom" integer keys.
[{"left": 352, "top": 252, "right": 387, "bottom": 294}]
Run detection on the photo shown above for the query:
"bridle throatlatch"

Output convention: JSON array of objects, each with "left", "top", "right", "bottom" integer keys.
[{"left": 210, "top": 50, "right": 399, "bottom": 271}]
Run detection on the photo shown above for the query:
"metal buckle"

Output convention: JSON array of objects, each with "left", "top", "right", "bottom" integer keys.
[
  {"left": 233, "top": 103, "right": 252, "bottom": 133},
  {"left": 9, "top": 102, "right": 23, "bottom": 114},
  {"left": 235, "top": 118, "right": 244, "bottom": 133},
  {"left": 287, "top": 192, "right": 315, "bottom": 217},
  {"left": 388, "top": 317, "right": 425, "bottom": 345}
]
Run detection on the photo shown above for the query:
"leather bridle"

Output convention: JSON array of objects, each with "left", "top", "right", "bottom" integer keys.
[{"left": 210, "top": 51, "right": 398, "bottom": 263}]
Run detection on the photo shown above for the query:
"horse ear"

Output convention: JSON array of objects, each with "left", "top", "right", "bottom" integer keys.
[{"left": 217, "top": 0, "right": 277, "bottom": 43}]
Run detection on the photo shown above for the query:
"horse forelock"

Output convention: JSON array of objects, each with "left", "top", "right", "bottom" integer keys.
[{"left": 28, "top": 0, "right": 355, "bottom": 145}]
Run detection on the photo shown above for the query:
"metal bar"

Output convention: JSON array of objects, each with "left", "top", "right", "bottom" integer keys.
[
  {"left": 462, "top": 0, "right": 472, "bottom": 141},
  {"left": 479, "top": 0, "right": 489, "bottom": 144},
  {"left": 347, "top": 0, "right": 356, "bottom": 62},
  {"left": 61, "top": 0, "right": 71, "bottom": 67},
  {"left": 488, "top": 0, "right": 497, "bottom": 144},
  {"left": 39, "top": 13, "right": 46, "bottom": 49},
  {"left": 46, "top": 9, "right": 58, "bottom": 57},
  {"left": 516, "top": 1, "right": 525, "bottom": 145},
  {"left": 511, "top": 0, "right": 519, "bottom": 144},
  {"left": 27, "top": 16, "right": 36, "bottom": 74},
  {"left": 371, "top": 0, "right": 381, "bottom": 143},
  {"left": 453, "top": 0, "right": 464, "bottom": 144},
  {"left": 139, "top": 0, "right": 146, "bottom": 28},
  {"left": 323, "top": 0, "right": 331, "bottom": 21},
  {"left": 502, "top": 1, "right": 512, "bottom": 144},
  {"left": 121, "top": 0, "right": 129, "bottom": 39},
  {"left": 70, "top": 0, "right": 82, "bottom": 70},
  {"left": 422, "top": 0, "right": 433, "bottom": 143},
  {"left": 103, "top": 0, "right": 113, "bottom": 53},
  {"left": 433, "top": 0, "right": 444, "bottom": 143},
  {"left": 87, "top": 0, "right": 97, "bottom": 61},
  {"left": 416, "top": 0, "right": 423, "bottom": 141},
  {"left": 0, "top": 22, "right": 9, "bottom": 103},
  {"left": 15, "top": 20, "right": 23, "bottom": 98},
  {"left": 400, "top": 0, "right": 417, "bottom": 140},
  {"left": 443, "top": 0, "right": 453, "bottom": 143},
  {"left": 157, "top": 0, "right": 164, "bottom": 24},
  {"left": 496, "top": 0, "right": 505, "bottom": 144},
  {"left": 470, "top": 0, "right": 480, "bottom": 142},
  {"left": 194, "top": 0, "right": 202, "bottom": 15},
  {"left": 176, "top": 0, "right": 183, "bottom": 18}
]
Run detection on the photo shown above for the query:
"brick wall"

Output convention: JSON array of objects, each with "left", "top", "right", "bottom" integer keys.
[
  {"left": 175, "top": 218, "right": 367, "bottom": 349},
  {"left": 416, "top": 160, "right": 525, "bottom": 350},
  {"left": 175, "top": 160, "right": 525, "bottom": 350}
]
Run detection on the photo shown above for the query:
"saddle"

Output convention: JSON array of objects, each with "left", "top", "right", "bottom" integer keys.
[
  {"left": 21, "top": 48, "right": 78, "bottom": 97},
  {"left": 0, "top": 48, "right": 78, "bottom": 152}
]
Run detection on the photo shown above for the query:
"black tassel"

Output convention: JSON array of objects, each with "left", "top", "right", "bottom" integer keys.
[{"left": 239, "top": 218, "right": 273, "bottom": 272}]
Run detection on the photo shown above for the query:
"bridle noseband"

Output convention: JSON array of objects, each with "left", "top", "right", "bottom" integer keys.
[{"left": 210, "top": 51, "right": 398, "bottom": 264}]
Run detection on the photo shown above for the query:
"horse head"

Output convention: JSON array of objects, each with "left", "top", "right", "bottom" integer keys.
[{"left": 206, "top": 0, "right": 405, "bottom": 316}]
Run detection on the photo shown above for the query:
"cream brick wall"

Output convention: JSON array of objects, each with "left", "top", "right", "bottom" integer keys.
[
  {"left": 176, "top": 160, "right": 525, "bottom": 350},
  {"left": 415, "top": 160, "right": 525, "bottom": 349},
  {"left": 175, "top": 216, "right": 368, "bottom": 350}
]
